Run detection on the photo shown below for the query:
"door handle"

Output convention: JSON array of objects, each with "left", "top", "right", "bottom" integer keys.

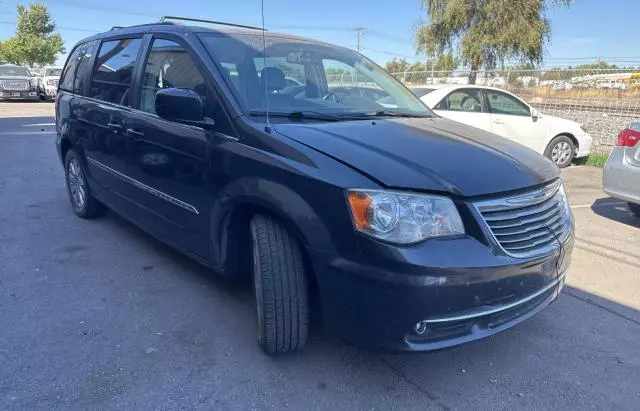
[
  {"left": 126, "top": 128, "right": 145, "bottom": 140},
  {"left": 107, "top": 122, "right": 123, "bottom": 133},
  {"left": 492, "top": 120, "right": 504, "bottom": 125}
]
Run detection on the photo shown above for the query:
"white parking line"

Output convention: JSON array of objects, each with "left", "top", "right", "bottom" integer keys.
[{"left": 23, "top": 123, "right": 55, "bottom": 127}]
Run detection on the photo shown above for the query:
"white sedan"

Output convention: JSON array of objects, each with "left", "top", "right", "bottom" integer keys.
[{"left": 417, "top": 85, "right": 593, "bottom": 167}]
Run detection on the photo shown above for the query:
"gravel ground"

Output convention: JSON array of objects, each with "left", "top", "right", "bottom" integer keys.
[{"left": 1, "top": 105, "right": 639, "bottom": 410}]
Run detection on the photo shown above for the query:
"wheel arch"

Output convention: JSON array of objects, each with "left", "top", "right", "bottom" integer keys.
[
  {"left": 546, "top": 132, "right": 579, "bottom": 154},
  {"left": 59, "top": 137, "right": 74, "bottom": 162},
  {"left": 210, "top": 178, "right": 335, "bottom": 284}
]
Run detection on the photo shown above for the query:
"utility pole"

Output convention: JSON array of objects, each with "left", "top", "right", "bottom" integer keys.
[
  {"left": 430, "top": 55, "right": 435, "bottom": 85},
  {"left": 355, "top": 27, "right": 365, "bottom": 52}
]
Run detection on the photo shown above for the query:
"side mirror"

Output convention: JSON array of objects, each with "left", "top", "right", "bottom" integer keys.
[
  {"left": 531, "top": 108, "right": 540, "bottom": 121},
  {"left": 155, "top": 88, "right": 214, "bottom": 129}
]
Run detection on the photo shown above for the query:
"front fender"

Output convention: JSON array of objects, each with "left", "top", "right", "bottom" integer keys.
[{"left": 210, "top": 177, "right": 337, "bottom": 268}]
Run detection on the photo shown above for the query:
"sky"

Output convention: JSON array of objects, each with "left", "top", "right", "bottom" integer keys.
[{"left": 1, "top": 0, "right": 639, "bottom": 67}]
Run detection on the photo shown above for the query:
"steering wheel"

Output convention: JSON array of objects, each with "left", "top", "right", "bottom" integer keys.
[{"left": 323, "top": 88, "right": 351, "bottom": 103}]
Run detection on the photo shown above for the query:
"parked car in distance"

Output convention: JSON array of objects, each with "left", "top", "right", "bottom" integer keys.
[
  {"left": 419, "top": 85, "right": 593, "bottom": 167},
  {"left": 56, "top": 18, "right": 574, "bottom": 355},
  {"left": 603, "top": 124, "right": 640, "bottom": 218},
  {"left": 0, "top": 64, "right": 38, "bottom": 101},
  {"left": 38, "top": 66, "right": 63, "bottom": 100},
  {"left": 31, "top": 68, "right": 45, "bottom": 78}
]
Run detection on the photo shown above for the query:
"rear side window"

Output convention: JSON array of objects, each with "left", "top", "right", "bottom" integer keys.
[
  {"left": 90, "top": 38, "right": 142, "bottom": 106},
  {"left": 59, "top": 41, "right": 97, "bottom": 93}
]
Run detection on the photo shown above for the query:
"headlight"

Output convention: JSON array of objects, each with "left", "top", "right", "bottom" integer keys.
[
  {"left": 558, "top": 181, "right": 573, "bottom": 220},
  {"left": 29, "top": 79, "right": 37, "bottom": 87},
  {"left": 346, "top": 189, "right": 465, "bottom": 244},
  {"left": 580, "top": 124, "right": 588, "bottom": 133}
]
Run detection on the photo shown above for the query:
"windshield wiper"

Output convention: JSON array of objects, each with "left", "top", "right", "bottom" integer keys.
[
  {"left": 248, "top": 110, "right": 343, "bottom": 122},
  {"left": 365, "top": 110, "right": 432, "bottom": 118}
]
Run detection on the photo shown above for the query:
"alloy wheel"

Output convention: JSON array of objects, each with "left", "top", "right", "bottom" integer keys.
[{"left": 67, "top": 158, "right": 87, "bottom": 210}]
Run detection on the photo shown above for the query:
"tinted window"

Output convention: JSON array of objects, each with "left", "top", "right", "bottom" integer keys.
[
  {"left": 139, "top": 39, "right": 205, "bottom": 114},
  {"left": 435, "top": 89, "right": 483, "bottom": 112},
  {"left": 90, "top": 38, "right": 142, "bottom": 106},
  {"left": 485, "top": 90, "right": 530, "bottom": 116},
  {"left": 59, "top": 41, "right": 96, "bottom": 93},
  {"left": 45, "top": 68, "right": 63, "bottom": 77},
  {"left": 0, "top": 66, "right": 31, "bottom": 76}
]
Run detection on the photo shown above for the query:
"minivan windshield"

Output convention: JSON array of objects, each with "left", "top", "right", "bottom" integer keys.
[
  {"left": 0, "top": 66, "right": 31, "bottom": 77},
  {"left": 45, "top": 68, "right": 63, "bottom": 77},
  {"left": 198, "top": 33, "right": 431, "bottom": 118}
]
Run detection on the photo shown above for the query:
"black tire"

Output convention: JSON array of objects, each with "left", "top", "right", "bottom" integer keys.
[
  {"left": 64, "top": 149, "right": 104, "bottom": 219},
  {"left": 544, "top": 135, "right": 576, "bottom": 168},
  {"left": 628, "top": 203, "right": 640, "bottom": 218},
  {"left": 250, "top": 214, "right": 309, "bottom": 355}
]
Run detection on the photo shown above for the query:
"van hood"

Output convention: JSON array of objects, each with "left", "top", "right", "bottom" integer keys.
[{"left": 275, "top": 116, "right": 559, "bottom": 197}]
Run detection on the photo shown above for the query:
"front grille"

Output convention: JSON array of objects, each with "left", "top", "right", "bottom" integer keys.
[
  {"left": 1, "top": 80, "right": 29, "bottom": 91},
  {"left": 474, "top": 180, "right": 572, "bottom": 257}
]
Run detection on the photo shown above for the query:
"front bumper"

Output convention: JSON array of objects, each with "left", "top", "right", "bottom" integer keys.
[
  {"left": 309, "top": 233, "right": 573, "bottom": 351},
  {"left": 575, "top": 132, "right": 593, "bottom": 158},
  {"left": 0, "top": 90, "right": 38, "bottom": 100},
  {"left": 603, "top": 147, "right": 640, "bottom": 204},
  {"left": 44, "top": 87, "right": 57, "bottom": 98}
]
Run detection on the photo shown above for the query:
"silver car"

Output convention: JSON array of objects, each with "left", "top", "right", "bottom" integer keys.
[{"left": 603, "top": 123, "right": 640, "bottom": 218}]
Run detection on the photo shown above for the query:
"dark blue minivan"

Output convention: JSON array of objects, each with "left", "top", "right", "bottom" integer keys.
[{"left": 56, "top": 18, "right": 574, "bottom": 355}]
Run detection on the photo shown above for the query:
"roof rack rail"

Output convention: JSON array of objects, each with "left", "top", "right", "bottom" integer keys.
[
  {"left": 110, "top": 22, "right": 176, "bottom": 31},
  {"left": 160, "top": 16, "right": 266, "bottom": 31}
]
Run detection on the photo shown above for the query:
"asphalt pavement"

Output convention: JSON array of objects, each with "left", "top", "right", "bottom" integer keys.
[{"left": 1, "top": 105, "right": 639, "bottom": 410}]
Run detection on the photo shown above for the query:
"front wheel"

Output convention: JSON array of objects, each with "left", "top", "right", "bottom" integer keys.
[
  {"left": 250, "top": 214, "right": 309, "bottom": 355},
  {"left": 544, "top": 135, "right": 576, "bottom": 168},
  {"left": 628, "top": 203, "right": 640, "bottom": 218}
]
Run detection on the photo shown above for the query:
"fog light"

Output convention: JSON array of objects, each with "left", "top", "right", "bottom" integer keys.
[{"left": 414, "top": 321, "right": 428, "bottom": 335}]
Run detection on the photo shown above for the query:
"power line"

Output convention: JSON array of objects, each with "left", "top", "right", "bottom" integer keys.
[
  {"left": 271, "top": 24, "right": 353, "bottom": 32},
  {"left": 45, "top": 0, "right": 156, "bottom": 18},
  {"left": 0, "top": 21, "right": 100, "bottom": 32},
  {"left": 360, "top": 47, "right": 420, "bottom": 59},
  {"left": 366, "top": 29, "right": 410, "bottom": 45}
]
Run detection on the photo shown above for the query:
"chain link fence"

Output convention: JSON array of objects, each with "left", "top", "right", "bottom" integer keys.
[{"left": 386, "top": 69, "right": 640, "bottom": 153}]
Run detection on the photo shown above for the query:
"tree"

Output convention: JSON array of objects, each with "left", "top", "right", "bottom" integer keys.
[
  {"left": 415, "top": 0, "right": 573, "bottom": 84},
  {"left": 0, "top": 3, "right": 64, "bottom": 66},
  {"left": 384, "top": 58, "right": 411, "bottom": 76},
  {"left": 383, "top": 54, "right": 458, "bottom": 83},
  {"left": 542, "top": 68, "right": 565, "bottom": 81},
  {"left": 432, "top": 53, "right": 457, "bottom": 76}
]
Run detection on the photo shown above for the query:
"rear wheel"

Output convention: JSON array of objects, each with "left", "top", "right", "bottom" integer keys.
[
  {"left": 628, "top": 203, "right": 640, "bottom": 218},
  {"left": 544, "top": 135, "right": 575, "bottom": 168},
  {"left": 64, "top": 149, "right": 104, "bottom": 218},
  {"left": 250, "top": 214, "right": 309, "bottom": 355}
]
